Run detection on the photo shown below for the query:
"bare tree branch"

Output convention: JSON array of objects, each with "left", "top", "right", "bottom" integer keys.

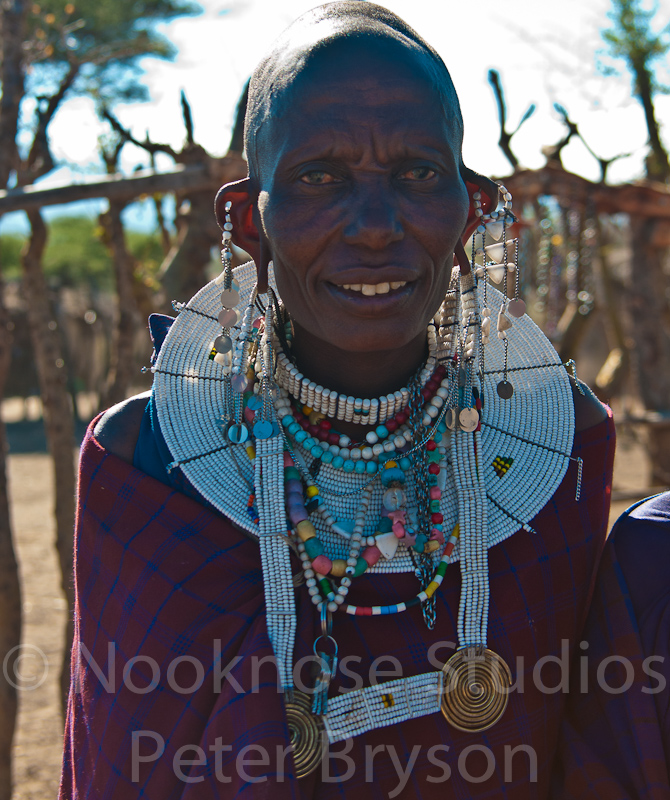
[
  {"left": 102, "top": 107, "right": 179, "bottom": 159},
  {"left": 181, "top": 90, "right": 194, "bottom": 146}
]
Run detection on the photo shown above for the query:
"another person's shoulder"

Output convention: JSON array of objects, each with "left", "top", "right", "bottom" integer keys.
[
  {"left": 609, "top": 492, "right": 670, "bottom": 618},
  {"left": 93, "top": 390, "right": 151, "bottom": 464}
]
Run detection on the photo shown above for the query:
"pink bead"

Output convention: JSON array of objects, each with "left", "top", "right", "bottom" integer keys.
[
  {"left": 430, "top": 528, "right": 445, "bottom": 544},
  {"left": 244, "top": 407, "right": 255, "bottom": 424},
  {"left": 312, "top": 555, "right": 332, "bottom": 575},
  {"left": 362, "top": 546, "right": 381, "bottom": 567},
  {"left": 430, "top": 486, "right": 441, "bottom": 500},
  {"left": 283, "top": 452, "right": 295, "bottom": 467},
  {"left": 392, "top": 521, "right": 405, "bottom": 539}
]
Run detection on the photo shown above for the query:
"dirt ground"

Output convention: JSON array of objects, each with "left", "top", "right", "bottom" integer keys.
[{"left": 5, "top": 409, "right": 660, "bottom": 799}]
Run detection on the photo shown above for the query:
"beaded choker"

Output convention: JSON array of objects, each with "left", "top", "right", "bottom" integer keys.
[{"left": 274, "top": 328, "right": 439, "bottom": 425}]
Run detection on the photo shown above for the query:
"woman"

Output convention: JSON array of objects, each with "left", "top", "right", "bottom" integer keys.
[{"left": 61, "top": 3, "right": 614, "bottom": 798}]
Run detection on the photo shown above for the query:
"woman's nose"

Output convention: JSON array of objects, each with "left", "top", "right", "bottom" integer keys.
[{"left": 342, "top": 183, "right": 404, "bottom": 249}]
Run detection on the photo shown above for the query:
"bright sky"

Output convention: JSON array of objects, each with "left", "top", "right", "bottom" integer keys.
[{"left": 3, "top": 0, "right": 670, "bottom": 233}]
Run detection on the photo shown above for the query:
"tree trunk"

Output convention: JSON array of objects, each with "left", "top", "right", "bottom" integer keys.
[
  {"left": 157, "top": 189, "right": 221, "bottom": 308},
  {"left": 0, "top": 0, "right": 28, "bottom": 187},
  {"left": 633, "top": 58, "right": 670, "bottom": 182},
  {"left": 627, "top": 215, "right": 670, "bottom": 484},
  {"left": 0, "top": 270, "right": 22, "bottom": 800},
  {"left": 21, "top": 211, "right": 75, "bottom": 713},
  {"left": 99, "top": 200, "right": 141, "bottom": 409}
]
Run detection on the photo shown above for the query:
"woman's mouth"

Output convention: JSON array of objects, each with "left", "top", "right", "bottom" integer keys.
[{"left": 339, "top": 281, "right": 407, "bottom": 296}]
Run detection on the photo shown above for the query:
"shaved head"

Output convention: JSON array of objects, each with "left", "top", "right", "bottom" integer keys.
[{"left": 244, "top": 1, "right": 464, "bottom": 185}]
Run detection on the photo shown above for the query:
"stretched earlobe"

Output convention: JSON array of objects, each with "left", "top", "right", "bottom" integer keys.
[
  {"left": 215, "top": 178, "right": 270, "bottom": 291},
  {"left": 460, "top": 165, "right": 500, "bottom": 244},
  {"left": 454, "top": 239, "right": 471, "bottom": 277}
]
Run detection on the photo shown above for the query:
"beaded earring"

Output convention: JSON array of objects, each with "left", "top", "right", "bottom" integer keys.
[
  {"left": 469, "top": 183, "right": 521, "bottom": 399},
  {"left": 208, "top": 200, "right": 264, "bottom": 445}
]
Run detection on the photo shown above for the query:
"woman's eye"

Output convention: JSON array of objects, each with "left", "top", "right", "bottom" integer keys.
[
  {"left": 400, "top": 166, "right": 436, "bottom": 181},
  {"left": 300, "top": 170, "right": 337, "bottom": 185}
]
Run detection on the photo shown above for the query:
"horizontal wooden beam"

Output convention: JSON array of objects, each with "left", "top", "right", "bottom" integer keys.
[
  {"left": 503, "top": 165, "right": 670, "bottom": 220},
  {"left": 0, "top": 155, "right": 247, "bottom": 214}
]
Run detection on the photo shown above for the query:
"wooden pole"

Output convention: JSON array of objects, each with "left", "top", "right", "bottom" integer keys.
[
  {"left": 0, "top": 156, "right": 246, "bottom": 214},
  {"left": 21, "top": 211, "right": 76, "bottom": 713}
]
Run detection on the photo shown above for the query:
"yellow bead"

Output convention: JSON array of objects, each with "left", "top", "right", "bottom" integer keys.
[
  {"left": 296, "top": 520, "right": 316, "bottom": 541},
  {"left": 302, "top": 405, "right": 313, "bottom": 415},
  {"left": 385, "top": 460, "right": 398, "bottom": 469},
  {"left": 306, "top": 485, "right": 319, "bottom": 498},
  {"left": 245, "top": 445, "right": 256, "bottom": 459},
  {"left": 425, "top": 579, "right": 440, "bottom": 596},
  {"left": 425, "top": 540, "right": 440, "bottom": 553},
  {"left": 330, "top": 559, "right": 347, "bottom": 577},
  {"left": 308, "top": 410, "right": 325, "bottom": 425},
  {"left": 451, "top": 523, "right": 460, "bottom": 540}
]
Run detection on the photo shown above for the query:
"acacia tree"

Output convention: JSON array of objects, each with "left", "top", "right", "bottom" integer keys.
[
  {"left": 603, "top": 0, "right": 670, "bottom": 182},
  {"left": 0, "top": 1, "right": 199, "bottom": 791}
]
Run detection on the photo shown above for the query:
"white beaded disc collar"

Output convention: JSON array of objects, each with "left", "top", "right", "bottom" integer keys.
[{"left": 152, "top": 260, "right": 575, "bottom": 573}]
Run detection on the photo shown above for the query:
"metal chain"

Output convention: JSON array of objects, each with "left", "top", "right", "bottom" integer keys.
[{"left": 407, "top": 372, "right": 437, "bottom": 629}]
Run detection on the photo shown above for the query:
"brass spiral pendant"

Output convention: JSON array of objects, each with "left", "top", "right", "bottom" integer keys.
[
  {"left": 441, "top": 647, "right": 512, "bottom": 732},
  {"left": 285, "top": 690, "right": 324, "bottom": 778}
]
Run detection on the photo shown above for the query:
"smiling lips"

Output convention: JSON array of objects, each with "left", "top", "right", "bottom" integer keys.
[{"left": 339, "top": 281, "right": 407, "bottom": 296}]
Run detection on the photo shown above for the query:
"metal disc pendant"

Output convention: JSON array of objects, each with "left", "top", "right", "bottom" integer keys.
[
  {"left": 507, "top": 298, "right": 526, "bottom": 318},
  {"left": 220, "top": 288, "right": 240, "bottom": 308},
  {"left": 227, "top": 423, "right": 249, "bottom": 444},
  {"left": 459, "top": 407, "right": 479, "bottom": 432},
  {"left": 253, "top": 420, "right": 273, "bottom": 440},
  {"left": 497, "top": 380, "right": 514, "bottom": 399},
  {"left": 231, "top": 373, "right": 248, "bottom": 392},
  {"left": 446, "top": 408, "right": 458, "bottom": 430},
  {"left": 213, "top": 334, "right": 232, "bottom": 354},
  {"left": 441, "top": 647, "right": 512, "bottom": 732},
  {"left": 218, "top": 307, "right": 238, "bottom": 327},
  {"left": 285, "top": 690, "right": 324, "bottom": 779}
]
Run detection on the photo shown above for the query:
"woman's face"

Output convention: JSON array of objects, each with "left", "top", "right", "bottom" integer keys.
[{"left": 254, "top": 40, "right": 469, "bottom": 355}]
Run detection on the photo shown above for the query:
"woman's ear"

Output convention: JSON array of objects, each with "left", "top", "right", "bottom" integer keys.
[
  {"left": 215, "top": 177, "right": 259, "bottom": 258},
  {"left": 459, "top": 165, "right": 500, "bottom": 244},
  {"left": 215, "top": 177, "right": 270, "bottom": 291}
]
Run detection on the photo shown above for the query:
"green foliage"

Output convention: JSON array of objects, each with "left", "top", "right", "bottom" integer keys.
[
  {"left": 602, "top": 0, "right": 670, "bottom": 179},
  {"left": 0, "top": 216, "right": 164, "bottom": 290},
  {"left": 602, "top": 0, "right": 670, "bottom": 94},
  {"left": 25, "top": 0, "right": 202, "bottom": 105},
  {"left": 0, "top": 234, "right": 24, "bottom": 282}
]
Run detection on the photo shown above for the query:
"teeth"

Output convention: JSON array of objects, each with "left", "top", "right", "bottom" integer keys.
[{"left": 342, "top": 281, "right": 406, "bottom": 295}]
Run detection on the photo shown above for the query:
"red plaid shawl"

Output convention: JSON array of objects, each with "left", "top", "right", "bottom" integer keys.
[{"left": 61, "top": 413, "right": 615, "bottom": 799}]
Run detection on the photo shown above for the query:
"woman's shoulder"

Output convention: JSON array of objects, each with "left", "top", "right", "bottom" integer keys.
[
  {"left": 570, "top": 376, "right": 609, "bottom": 433},
  {"left": 93, "top": 390, "right": 151, "bottom": 464}
]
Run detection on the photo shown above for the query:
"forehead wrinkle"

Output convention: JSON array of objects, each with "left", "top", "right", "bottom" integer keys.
[
  {"left": 245, "top": 4, "right": 464, "bottom": 186},
  {"left": 253, "top": 47, "right": 462, "bottom": 186}
]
